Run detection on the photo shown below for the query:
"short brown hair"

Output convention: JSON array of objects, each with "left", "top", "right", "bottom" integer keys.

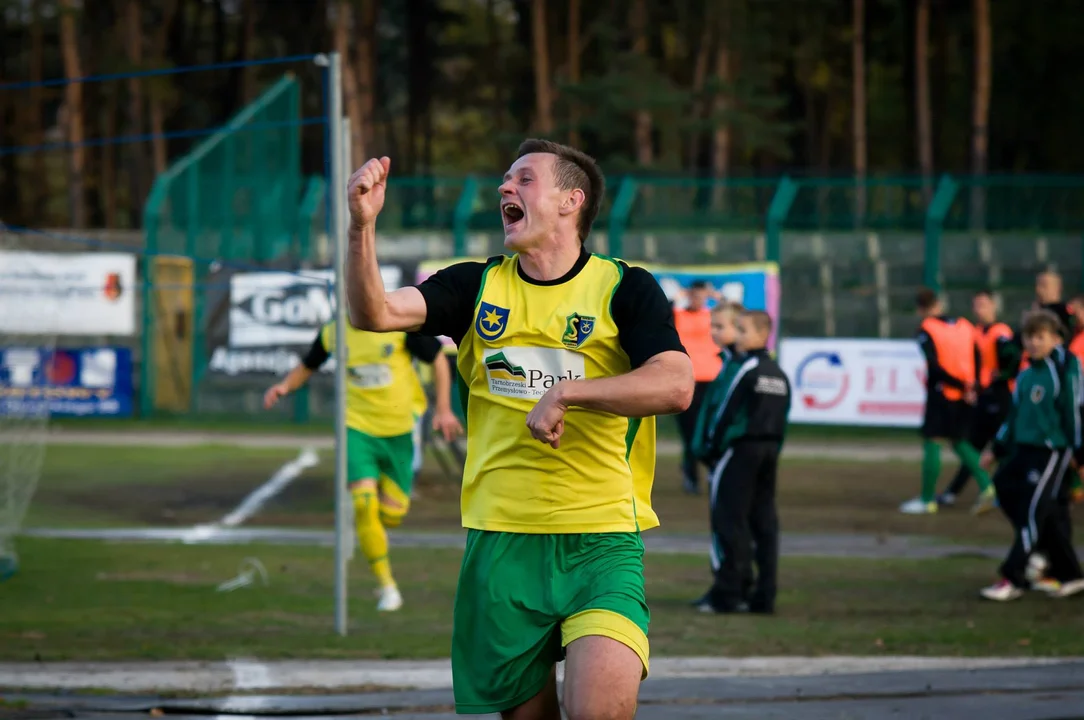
[
  {"left": 915, "top": 288, "right": 939, "bottom": 311},
  {"left": 517, "top": 139, "right": 604, "bottom": 244},
  {"left": 742, "top": 309, "right": 773, "bottom": 334},
  {"left": 1023, "top": 309, "right": 1063, "bottom": 338}
]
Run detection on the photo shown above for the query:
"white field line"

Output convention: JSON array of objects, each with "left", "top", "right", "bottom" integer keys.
[{"left": 182, "top": 447, "right": 319, "bottom": 543}]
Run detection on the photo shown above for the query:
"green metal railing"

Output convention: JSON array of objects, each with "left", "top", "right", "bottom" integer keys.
[{"left": 140, "top": 75, "right": 323, "bottom": 418}]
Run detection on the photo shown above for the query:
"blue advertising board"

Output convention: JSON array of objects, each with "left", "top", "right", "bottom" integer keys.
[
  {"left": 0, "top": 347, "right": 134, "bottom": 417},
  {"left": 641, "top": 262, "right": 781, "bottom": 349}
]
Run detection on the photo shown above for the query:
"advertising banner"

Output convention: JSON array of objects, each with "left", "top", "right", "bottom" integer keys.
[
  {"left": 0, "top": 347, "right": 134, "bottom": 417},
  {"left": 0, "top": 251, "right": 136, "bottom": 336},
  {"left": 780, "top": 338, "right": 926, "bottom": 427},
  {"left": 207, "top": 265, "right": 402, "bottom": 376},
  {"left": 640, "top": 262, "right": 781, "bottom": 349}
]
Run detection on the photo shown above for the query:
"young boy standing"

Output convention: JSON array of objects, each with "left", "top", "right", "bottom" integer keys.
[
  {"left": 980, "top": 310, "right": 1084, "bottom": 601},
  {"left": 901, "top": 288, "right": 996, "bottom": 515},
  {"left": 694, "top": 310, "right": 790, "bottom": 615}
]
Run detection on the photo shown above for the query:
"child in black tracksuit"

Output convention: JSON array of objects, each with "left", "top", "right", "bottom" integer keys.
[
  {"left": 693, "top": 309, "right": 791, "bottom": 614},
  {"left": 980, "top": 310, "right": 1084, "bottom": 601}
]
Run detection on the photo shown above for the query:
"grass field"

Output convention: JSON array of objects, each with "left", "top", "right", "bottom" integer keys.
[
  {"left": 2, "top": 539, "right": 1082, "bottom": 662},
  {"left": 26, "top": 443, "right": 1074, "bottom": 545},
  {"left": 47, "top": 416, "right": 920, "bottom": 444}
]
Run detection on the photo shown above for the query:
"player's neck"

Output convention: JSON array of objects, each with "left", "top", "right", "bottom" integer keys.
[{"left": 517, "top": 240, "right": 583, "bottom": 282}]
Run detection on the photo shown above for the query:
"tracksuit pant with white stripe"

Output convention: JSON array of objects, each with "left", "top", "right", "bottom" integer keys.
[
  {"left": 708, "top": 440, "right": 781, "bottom": 611},
  {"left": 993, "top": 445, "right": 1080, "bottom": 588}
]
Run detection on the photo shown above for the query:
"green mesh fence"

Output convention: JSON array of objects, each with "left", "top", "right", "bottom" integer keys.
[
  {"left": 139, "top": 74, "right": 324, "bottom": 418},
  {"left": 143, "top": 75, "right": 306, "bottom": 264}
]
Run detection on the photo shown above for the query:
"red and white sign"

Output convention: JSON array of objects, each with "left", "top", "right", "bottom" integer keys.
[{"left": 779, "top": 338, "right": 927, "bottom": 427}]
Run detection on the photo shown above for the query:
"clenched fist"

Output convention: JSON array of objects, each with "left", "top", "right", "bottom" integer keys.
[{"left": 348, "top": 156, "right": 391, "bottom": 228}]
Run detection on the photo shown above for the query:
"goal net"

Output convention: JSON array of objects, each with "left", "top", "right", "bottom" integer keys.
[{"left": 0, "top": 229, "right": 59, "bottom": 580}]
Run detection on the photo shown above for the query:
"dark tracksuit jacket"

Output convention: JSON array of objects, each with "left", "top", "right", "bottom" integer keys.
[
  {"left": 992, "top": 346, "right": 1084, "bottom": 587},
  {"left": 691, "top": 344, "right": 739, "bottom": 465},
  {"left": 695, "top": 347, "right": 791, "bottom": 612}
]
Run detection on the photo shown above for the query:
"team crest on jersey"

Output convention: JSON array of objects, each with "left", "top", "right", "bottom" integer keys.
[
  {"left": 476, "top": 301, "right": 510, "bottom": 342},
  {"left": 1031, "top": 386, "right": 1045, "bottom": 403},
  {"left": 562, "top": 312, "right": 595, "bottom": 349},
  {"left": 381, "top": 343, "right": 394, "bottom": 357}
]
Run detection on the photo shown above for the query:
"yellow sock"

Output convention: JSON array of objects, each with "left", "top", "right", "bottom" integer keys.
[{"left": 352, "top": 485, "right": 395, "bottom": 588}]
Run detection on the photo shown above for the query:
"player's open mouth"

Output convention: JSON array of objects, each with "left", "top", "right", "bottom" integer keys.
[{"left": 502, "top": 202, "right": 525, "bottom": 231}]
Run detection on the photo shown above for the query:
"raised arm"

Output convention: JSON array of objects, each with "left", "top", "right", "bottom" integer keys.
[{"left": 345, "top": 157, "right": 427, "bottom": 332}]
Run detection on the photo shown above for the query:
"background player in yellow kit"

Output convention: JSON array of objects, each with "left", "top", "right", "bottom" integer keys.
[
  {"left": 343, "top": 141, "right": 693, "bottom": 719},
  {"left": 263, "top": 322, "right": 462, "bottom": 612}
]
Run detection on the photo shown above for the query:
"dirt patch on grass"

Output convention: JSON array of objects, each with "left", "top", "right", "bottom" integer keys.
[
  {"left": 41, "top": 470, "right": 279, "bottom": 527},
  {"left": 94, "top": 571, "right": 209, "bottom": 585}
]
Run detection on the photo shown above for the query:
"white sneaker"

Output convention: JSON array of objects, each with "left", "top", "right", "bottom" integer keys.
[
  {"left": 980, "top": 579, "right": 1023, "bottom": 602},
  {"left": 1026, "top": 554, "right": 1049, "bottom": 584},
  {"left": 899, "top": 497, "right": 938, "bottom": 515},
  {"left": 377, "top": 585, "right": 403, "bottom": 612},
  {"left": 1054, "top": 578, "right": 1084, "bottom": 599}
]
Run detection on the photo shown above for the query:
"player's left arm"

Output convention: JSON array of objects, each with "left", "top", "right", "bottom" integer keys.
[
  {"left": 558, "top": 266, "right": 693, "bottom": 417},
  {"left": 405, "top": 333, "right": 463, "bottom": 441},
  {"left": 525, "top": 267, "right": 692, "bottom": 448}
]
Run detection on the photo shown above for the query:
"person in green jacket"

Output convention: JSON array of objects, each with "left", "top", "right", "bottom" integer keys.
[
  {"left": 979, "top": 309, "right": 1084, "bottom": 601},
  {"left": 691, "top": 301, "right": 743, "bottom": 464}
]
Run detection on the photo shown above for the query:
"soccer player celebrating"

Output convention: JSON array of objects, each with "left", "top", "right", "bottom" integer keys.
[
  {"left": 900, "top": 289, "right": 995, "bottom": 515},
  {"left": 344, "top": 141, "right": 693, "bottom": 719},
  {"left": 263, "top": 321, "right": 463, "bottom": 612}
]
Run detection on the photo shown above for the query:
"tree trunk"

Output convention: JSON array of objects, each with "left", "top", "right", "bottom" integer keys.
[
  {"left": 686, "top": 5, "right": 714, "bottom": 171},
  {"left": 356, "top": 0, "right": 378, "bottom": 159},
  {"left": 852, "top": 0, "right": 867, "bottom": 226},
  {"left": 240, "top": 0, "right": 258, "bottom": 103},
  {"left": 102, "top": 88, "right": 118, "bottom": 228},
  {"left": 149, "top": 0, "right": 178, "bottom": 177},
  {"left": 60, "top": 0, "right": 87, "bottom": 228},
  {"left": 333, "top": 1, "right": 364, "bottom": 167},
  {"left": 486, "top": 0, "right": 507, "bottom": 148},
  {"left": 125, "top": 0, "right": 147, "bottom": 227},
  {"left": 567, "top": 0, "right": 581, "bottom": 147},
  {"left": 531, "top": 0, "right": 554, "bottom": 135},
  {"left": 969, "top": 0, "right": 991, "bottom": 229},
  {"left": 631, "top": 0, "right": 653, "bottom": 166},
  {"left": 710, "top": 3, "right": 731, "bottom": 208},
  {"left": 915, "top": 0, "right": 933, "bottom": 203}
]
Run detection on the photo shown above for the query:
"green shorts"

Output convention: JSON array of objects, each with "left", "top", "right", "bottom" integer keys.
[
  {"left": 451, "top": 530, "right": 649, "bottom": 715},
  {"left": 347, "top": 428, "right": 414, "bottom": 493}
]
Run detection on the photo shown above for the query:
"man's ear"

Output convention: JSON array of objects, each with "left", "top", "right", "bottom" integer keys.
[{"left": 559, "top": 188, "right": 586, "bottom": 217}]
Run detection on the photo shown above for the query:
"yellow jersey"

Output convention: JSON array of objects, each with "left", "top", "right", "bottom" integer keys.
[
  {"left": 416, "top": 251, "right": 686, "bottom": 533},
  {"left": 305, "top": 323, "right": 441, "bottom": 438}
]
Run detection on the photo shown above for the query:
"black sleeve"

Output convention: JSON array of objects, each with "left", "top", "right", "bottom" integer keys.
[
  {"left": 301, "top": 332, "right": 330, "bottom": 370},
  {"left": 405, "top": 333, "right": 443, "bottom": 364},
  {"left": 611, "top": 264, "right": 687, "bottom": 368},
  {"left": 416, "top": 260, "right": 493, "bottom": 345}
]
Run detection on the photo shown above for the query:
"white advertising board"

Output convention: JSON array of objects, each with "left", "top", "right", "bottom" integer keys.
[
  {"left": 0, "top": 251, "right": 137, "bottom": 336},
  {"left": 779, "top": 338, "right": 927, "bottom": 427},
  {"left": 226, "top": 265, "right": 401, "bottom": 348}
]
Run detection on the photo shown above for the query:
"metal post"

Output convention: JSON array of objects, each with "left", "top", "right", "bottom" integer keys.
[{"left": 326, "top": 52, "right": 350, "bottom": 638}]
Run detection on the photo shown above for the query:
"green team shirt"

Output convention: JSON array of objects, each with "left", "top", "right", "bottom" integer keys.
[{"left": 995, "top": 346, "right": 1082, "bottom": 453}]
